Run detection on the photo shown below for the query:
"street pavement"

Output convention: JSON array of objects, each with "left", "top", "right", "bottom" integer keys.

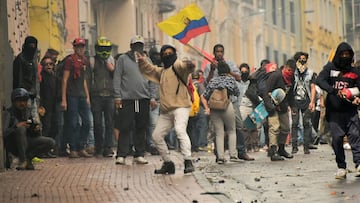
[
  {"left": 194, "top": 144, "right": 360, "bottom": 203},
  {"left": 0, "top": 144, "right": 360, "bottom": 203}
]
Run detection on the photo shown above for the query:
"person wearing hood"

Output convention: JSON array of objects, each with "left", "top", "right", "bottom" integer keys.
[
  {"left": 13, "top": 36, "right": 40, "bottom": 123},
  {"left": 135, "top": 44, "right": 196, "bottom": 174},
  {"left": 316, "top": 42, "right": 360, "bottom": 179},
  {"left": 263, "top": 60, "right": 295, "bottom": 161},
  {"left": 113, "top": 35, "right": 156, "bottom": 165},
  {"left": 3, "top": 88, "right": 55, "bottom": 170},
  {"left": 288, "top": 52, "right": 317, "bottom": 155}
]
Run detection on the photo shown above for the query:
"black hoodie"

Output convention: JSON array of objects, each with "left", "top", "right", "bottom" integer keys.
[{"left": 316, "top": 42, "right": 360, "bottom": 113}]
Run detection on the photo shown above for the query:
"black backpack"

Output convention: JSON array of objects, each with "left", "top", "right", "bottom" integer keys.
[
  {"left": 55, "top": 55, "right": 72, "bottom": 101},
  {"left": 245, "top": 67, "right": 269, "bottom": 106}
]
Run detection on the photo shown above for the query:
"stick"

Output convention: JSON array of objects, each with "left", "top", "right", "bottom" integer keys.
[{"left": 185, "top": 44, "right": 214, "bottom": 63}]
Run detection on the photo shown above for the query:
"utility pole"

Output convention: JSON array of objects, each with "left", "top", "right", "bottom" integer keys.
[{"left": 0, "top": 0, "right": 13, "bottom": 171}]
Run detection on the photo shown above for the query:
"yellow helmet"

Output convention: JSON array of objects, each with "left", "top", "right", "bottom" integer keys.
[{"left": 95, "top": 36, "right": 112, "bottom": 59}]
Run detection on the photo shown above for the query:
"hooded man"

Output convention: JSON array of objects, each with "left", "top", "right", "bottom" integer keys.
[
  {"left": 316, "top": 42, "right": 360, "bottom": 179},
  {"left": 13, "top": 36, "right": 39, "bottom": 122},
  {"left": 135, "top": 44, "right": 196, "bottom": 174}
]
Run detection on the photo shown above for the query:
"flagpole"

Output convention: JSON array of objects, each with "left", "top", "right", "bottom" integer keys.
[{"left": 185, "top": 44, "right": 213, "bottom": 63}]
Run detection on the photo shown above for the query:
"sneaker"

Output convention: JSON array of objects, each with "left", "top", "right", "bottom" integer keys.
[
  {"left": 32, "top": 157, "right": 44, "bottom": 163},
  {"left": 133, "top": 156, "right": 148, "bottom": 164},
  {"left": 229, "top": 156, "right": 244, "bottom": 163},
  {"left": 115, "top": 157, "right": 125, "bottom": 165},
  {"left": 216, "top": 158, "right": 226, "bottom": 164},
  {"left": 78, "top": 150, "right": 93, "bottom": 158},
  {"left": 344, "top": 143, "right": 351, "bottom": 150},
  {"left": 25, "top": 160, "right": 35, "bottom": 170},
  {"left": 85, "top": 146, "right": 95, "bottom": 154},
  {"left": 16, "top": 161, "right": 27, "bottom": 170},
  {"left": 355, "top": 165, "right": 360, "bottom": 177},
  {"left": 102, "top": 148, "right": 114, "bottom": 157},
  {"left": 335, "top": 168, "right": 347, "bottom": 179},
  {"left": 68, "top": 151, "right": 80, "bottom": 158}
]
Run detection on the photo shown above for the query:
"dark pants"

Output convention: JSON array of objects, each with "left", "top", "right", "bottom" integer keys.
[
  {"left": 5, "top": 127, "right": 55, "bottom": 163},
  {"left": 40, "top": 102, "right": 56, "bottom": 139},
  {"left": 291, "top": 106, "right": 312, "bottom": 147},
  {"left": 116, "top": 99, "right": 150, "bottom": 158},
  {"left": 91, "top": 96, "right": 114, "bottom": 153},
  {"left": 328, "top": 112, "right": 360, "bottom": 169}
]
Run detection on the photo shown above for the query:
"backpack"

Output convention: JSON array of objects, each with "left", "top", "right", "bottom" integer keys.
[
  {"left": 55, "top": 55, "right": 72, "bottom": 100},
  {"left": 172, "top": 66, "right": 200, "bottom": 117},
  {"left": 208, "top": 88, "right": 229, "bottom": 110},
  {"left": 252, "top": 67, "right": 268, "bottom": 97}
]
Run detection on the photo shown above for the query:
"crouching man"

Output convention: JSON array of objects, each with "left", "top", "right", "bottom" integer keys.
[{"left": 3, "top": 88, "right": 55, "bottom": 170}]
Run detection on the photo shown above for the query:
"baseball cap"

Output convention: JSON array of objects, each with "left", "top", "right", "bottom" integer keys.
[
  {"left": 130, "top": 35, "right": 144, "bottom": 44},
  {"left": 72, "top": 38, "right": 86, "bottom": 46}
]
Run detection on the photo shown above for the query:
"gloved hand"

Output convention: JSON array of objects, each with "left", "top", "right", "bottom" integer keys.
[{"left": 338, "top": 87, "right": 360, "bottom": 101}]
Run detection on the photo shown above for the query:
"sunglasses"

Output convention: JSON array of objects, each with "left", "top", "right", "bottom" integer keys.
[{"left": 44, "top": 62, "right": 54, "bottom": 66}]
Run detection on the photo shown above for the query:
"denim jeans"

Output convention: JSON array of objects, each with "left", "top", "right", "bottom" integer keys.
[
  {"left": 196, "top": 106, "right": 208, "bottom": 147},
  {"left": 65, "top": 96, "right": 92, "bottom": 151},
  {"left": 91, "top": 96, "right": 114, "bottom": 151},
  {"left": 233, "top": 100, "right": 246, "bottom": 155},
  {"left": 147, "top": 102, "right": 160, "bottom": 148}
]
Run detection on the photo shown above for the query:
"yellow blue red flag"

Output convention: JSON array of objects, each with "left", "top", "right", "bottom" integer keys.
[{"left": 157, "top": 3, "right": 210, "bottom": 44}]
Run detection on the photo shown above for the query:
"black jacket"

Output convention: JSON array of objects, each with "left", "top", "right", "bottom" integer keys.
[
  {"left": 40, "top": 70, "right": 57, "bottom": 111},
  {"left": 263, "top": 69, "right": 289, "bottom": 115},
  {"left": 316, "top": 42, "right": 360, "bottom": 113},
  {"left": 13, "top": 53, "right": 38, "bottom": 97}
]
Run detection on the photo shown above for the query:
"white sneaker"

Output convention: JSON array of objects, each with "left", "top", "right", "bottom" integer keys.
[
  {"left": 355, "top": 165, "right": 360, "bottom": 177},
  {"left": 133, "top": 156, "right": 148, "bottom": 164},
  {"left": 335, "top": 168, "right": 347, "bottom": 179},
  {"left": 343, "top": 143, "right": 351, "bottom": 150},
  {"left": 115, "top": 157, "right": 125, "bottom": 165}
]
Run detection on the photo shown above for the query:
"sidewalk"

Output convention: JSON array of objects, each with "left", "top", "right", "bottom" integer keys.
[{"left": 0, "top": 152, "right": 222, "bottom": 203}]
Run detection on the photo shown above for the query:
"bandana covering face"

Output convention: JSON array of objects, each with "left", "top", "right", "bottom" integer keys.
[{"left": 282, "top": 68, "right": 294, "bottom": 86}]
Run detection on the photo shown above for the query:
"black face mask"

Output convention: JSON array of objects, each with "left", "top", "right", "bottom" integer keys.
[
  {"left": 23, "top": 45, "right": 37, "bottom": 60},
  {"left": 338, "top": 57, "right": 353, "bottom": 70},
  {"left": 161, "top": 54, "right": 177, "bottom": 68},
  {"left": 241, "top": 72, "right": 249, "bottom": 81}
]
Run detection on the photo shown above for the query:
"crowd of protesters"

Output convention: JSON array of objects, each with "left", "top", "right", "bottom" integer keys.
[{"left": 3, "top": 35, "right": 360, "bottom": 179}]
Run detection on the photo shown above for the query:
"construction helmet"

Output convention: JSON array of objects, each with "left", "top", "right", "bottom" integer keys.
[
  {"left": 11, "top": 88, "right": 29, "bottom": 102},
  {"left": 95, "top": 37, "right": 112, "bottom": 59}
]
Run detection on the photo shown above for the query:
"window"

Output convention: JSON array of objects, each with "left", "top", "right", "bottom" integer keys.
[
  {"left": 272, "top": 0, "right": 277, "bottom": 25},
  {"left": 242, "top": 0, "right": 254, "bottom": 5},
  {"left": 281, "top": 0, "right": 286, "bottom": 29},
  {"left": 266, "top": 46, "right": 270, "bottom": 60},
  {"left": 274, "top": 50, "right": 279, "bottom": 64},
  {"left": 257, "top": 0, "right": 265, "bottom": 9},
  {"left": 282, "top": 53, "right": 287, "bottom": 64},
  {"left": 290, "top": 1, "right": 295, "bottom": 33}
]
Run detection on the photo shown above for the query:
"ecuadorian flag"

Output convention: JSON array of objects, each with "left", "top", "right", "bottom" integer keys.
[{"left": 157, "top": 3, "right": 210, "bottom": 44}]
